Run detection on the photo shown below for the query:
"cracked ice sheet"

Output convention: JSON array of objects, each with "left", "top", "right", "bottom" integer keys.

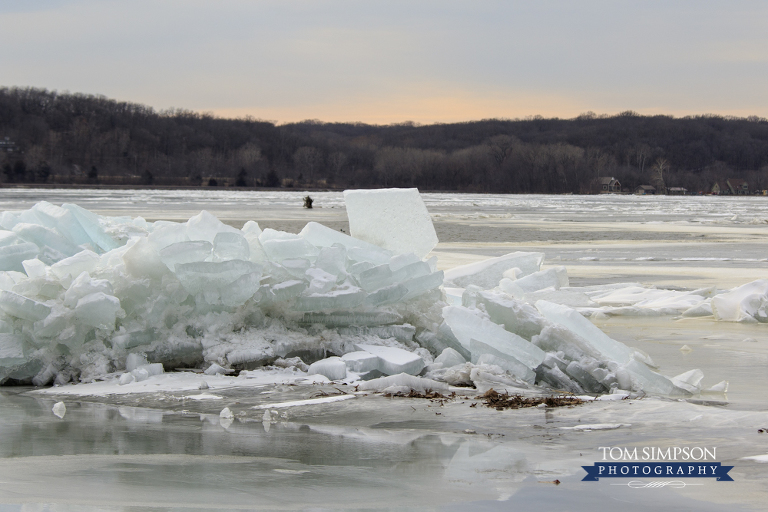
[{"left": 31, "top": 368, "right": 331, "bottom": 396}]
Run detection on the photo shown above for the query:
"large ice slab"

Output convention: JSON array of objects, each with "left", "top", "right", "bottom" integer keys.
[
  {"left": 0, "top": 291, "right": 51, "bottom": 321},
  {"left": 443, "top": 252, "right": 543, "bottom": 289},
  {"left": 354, "top": 343, "right": 425, "bottom": 376},
  {"left": 499, "top": 266, "right": 568, "bottom": 296},
  {"left": 441, "top": 305, "right": 545, "bottom": 370},
  {"left": 299, "top": 222, "right": 391, "bottom": 264},
  {"left": 535, "top": 300, "right": 635, "bottom": 365},
  {"left": 62, "top": 203, "right": 119, "bottom": 252},
  {"left": 341, "top": 351, "right": 380, "bottom": 373},
  {"left": 0, "top": 243, "right": 39, "bottom": 272},
  {"left": 474, "top": 290, "right": 546, "bottom": 341},
  {"left": 470, "top": 339, "right": 535, "bottom": 383},
  {"left": 31, "top": 202, "right": 93, "bottom": 248},
  {"left": 344, "top": 188, "right": 438, "bottom": 259}
]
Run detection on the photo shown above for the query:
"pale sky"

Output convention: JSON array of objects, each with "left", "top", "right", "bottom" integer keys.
[{"left": 2, "top": 0, "right": 767, "bottom": 124}]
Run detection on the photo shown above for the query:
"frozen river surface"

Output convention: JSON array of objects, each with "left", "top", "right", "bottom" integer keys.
[{"left": 1, "top": 190, "right": 768, "bottom": 511}]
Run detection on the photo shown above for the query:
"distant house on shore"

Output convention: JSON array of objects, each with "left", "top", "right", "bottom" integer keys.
[
  {"left": 667, "top": 187, "right": 688, "bottom": 195},
  {"left": 596, "top": 177, "right": 621, "bottom": 193},
  {"left": 712, "top": 179, "right": 750, "bottom": 195},
  {"left": 726, "top": 178, "right": 749, "bottom": 195},
  {"left": 635, "top": 185, "right": 656, "bottom": 195}
]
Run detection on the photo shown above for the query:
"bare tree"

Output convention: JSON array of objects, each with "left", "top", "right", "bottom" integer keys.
[
  {"left": 652, "top": 158, "right": 668, "bottom": 193},
  {"left": 327, "top": 151, "right": 347, "bottom": 183},
  {"left": 293, "top": 146, "right": 322, "bottom": 184},
  {"left": 486, "top": 135, "right": 517, "bottom": 167}
]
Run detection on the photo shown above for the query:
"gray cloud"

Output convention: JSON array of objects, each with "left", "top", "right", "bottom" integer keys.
[{"left": 1, "top": 0, "right": 766, "bottom": 122}]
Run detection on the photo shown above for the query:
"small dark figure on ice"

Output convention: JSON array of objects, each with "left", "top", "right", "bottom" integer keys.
[{"left": 303, "top": 196, "right": 313, "bottom": 209}]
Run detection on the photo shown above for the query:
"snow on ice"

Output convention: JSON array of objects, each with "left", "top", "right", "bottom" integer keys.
[{"left": 0, "top": 189, "right": 755, "bottom": 398}]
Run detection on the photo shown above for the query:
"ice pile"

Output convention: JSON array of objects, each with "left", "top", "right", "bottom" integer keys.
[
  {"left": 0, "top": 188, "right": 728, "bottom": 397},
  {"left": 0, "top": 189, "right": 443, "bottom": 386},
  {"left": 425, "top": 257, "right": 707, "bottom": 397}
]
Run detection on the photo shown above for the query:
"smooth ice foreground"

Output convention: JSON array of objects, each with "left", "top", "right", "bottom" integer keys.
[{"left": 0, "top": 189, "right": 749, "bottom": 398}]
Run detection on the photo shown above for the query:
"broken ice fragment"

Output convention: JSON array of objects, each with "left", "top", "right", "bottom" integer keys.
[
  {"left": 671, "top": 369, "right": 704, "bottom": 394},
  {"left": 0, "top": 291, "right": 51, "bottom": 321},
  {"left": 298, "top": 311, "right": 402, "bottom": 327},
  {"left": 0, "top": 334, "right": 26, "bottom": 367},
  {"left": 682, "top": 302, "right": 713, "bottom": 317},
  {"left": 112, "top": 329, "right": 156, "bottom": 350},
  {"left": 13, "top": 223, "right": 80, "bottom": 259},
  {"left": 706, "top": 380, "right": 729, "bottom": 393},
  {"left": 401, "top": 271, "right": 444, "bottom": 300},
  {"left": 187, "top": 211, "right": 241, "bottom": 243},
  {"left": 475, "top": 290, "right": 545, "bottom": 341},
  {"left": 52, "top": 401, "right": 66, "bottom": 419},
  {"left": 354, "top": 343, "right": 425, "bottom": 376},
  {"left": 174, "top": 260, "right": 261, "bottom": 294},
  {"left": 50, "top": 250, "right": 100, "bottom": 284},
  {"left": 337, "top": 324, "right": 415, "bottom": 343},
  {"left": 623, "top": 359, "right": 689, "bottom": 396},
  {"left": 565, "top": 361, "right": 607, "bottom": 393},
  {"left": 499, "top": 266, "right": 569, "bottom": 296},
  {"left": 22, "top": 258, "right": 46, "bottom": 278},
  {"left": 62, "top": 203, "right": 119, "bottom": 252},
  {"left": 131, "top": 367, "right": 149, "bottom": 382},
  {"left": 261, "top": 238, "right": 319, "bottom": 263},
  {"left": 536, "top": 364, "right": 584, "bottom": 394},
  {"left": 139, "top": 363, "right": 164, "bottom": 377},
  {"left": 307, "top": 357, "right": 347, "bottom": 380},
  {"left": 341, "top": 351, "right": 380, "bottom": 373},
  {"left": 213, "top": 232, "right": 250, "bottom": 262},
  {"left": 31, "top": 202, "right": 93, "bottom": 248},
  {"left": 305, "top": 267, "right": 337, "bottom": 294},
  {"left": 0, "top": 243, "right": 40, "bottom": 273},
  {"left": 241, "top": 220, "right": 262, "bottom": 237},
  {"left": 63, "top": 272, "right": 113, "bottom": 307},
  {"left": 204, "top": 363, "right": 228, "bottom": 376},
  {"left": 293, "top": 287, "right": 366, "bottom": 312},
  {"left": 434, "top": 347, "right": 466, "bottom": 368},
  {"left": 159, "top": 241, "right": 212, "bottom": 270},
  {"left": 415, "top": 328, "right": 471, "bottom": 362},
  {"left": 268, "top": 280, "right": 307, "bottom": 302},
  {"left": 74, "top": 292, "right": 121, "bottom": 329},
  {"left": 123, "top": 238, "right": 168, "bottom": 279},
  {"left": 357, "top": 373, "right": 449, "bottom": 394},
  {"left": 532, "top": 324, "right": 603, "bottom": 363},
  {"left": 125, "top": 353, "right": 148, "bottom": 372},
  {"left": 363, "top": 283, "right": 408, "bottom": 307}
]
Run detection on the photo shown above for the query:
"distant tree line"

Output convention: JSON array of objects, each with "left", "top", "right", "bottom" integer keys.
[{"left": 1, "top": 86, "right": 768, "bottom": 193}]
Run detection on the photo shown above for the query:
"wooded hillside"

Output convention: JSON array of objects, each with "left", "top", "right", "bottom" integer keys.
[{"left": 2, "top": 87, "right": 767, "bottom": 193}]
